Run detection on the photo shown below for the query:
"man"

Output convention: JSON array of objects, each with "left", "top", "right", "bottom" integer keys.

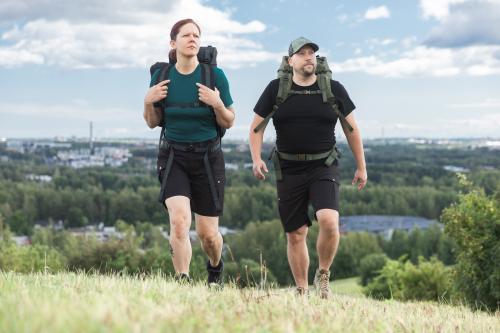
[{"left": 249, "top": 37, "right": 367, "bottom": 298}]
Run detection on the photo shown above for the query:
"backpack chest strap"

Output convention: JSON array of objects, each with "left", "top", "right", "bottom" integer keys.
[{"left": 289, "top": 89, "right": 322, "bottom": 95}]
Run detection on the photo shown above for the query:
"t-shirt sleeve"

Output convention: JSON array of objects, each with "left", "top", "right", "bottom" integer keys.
[
  {"left": 331, "top": 80, "right": 356, "bottom": 117},
  {"left": 214, "top": 68, "right": 234, "bottom": 108},
  {"left": 253, "top": 80, "right": 278, "bottom": 118},
  {"left": 150, "top": 68, "right": 160, "bottom": 87},
  {"left": 149, "top": 68, "right": 162, "bottom": 108}
]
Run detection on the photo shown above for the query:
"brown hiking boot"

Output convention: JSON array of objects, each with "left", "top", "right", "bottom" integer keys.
[
  {"left": 295, "top": 286, "right": 309, "bottom": 297},
  {"left": 314, "top": 268, "right": 331, "bottom": 299}
]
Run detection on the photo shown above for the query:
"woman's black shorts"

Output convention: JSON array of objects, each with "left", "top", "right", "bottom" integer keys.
[{"left": 157, "top": 141, "right": 225, "bottom": 217}]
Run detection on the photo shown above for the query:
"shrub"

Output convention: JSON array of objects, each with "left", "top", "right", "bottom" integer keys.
[
  {"left": 359, "top": 253, "right": 388, "bottom": 286},
  {"left": 441, "top": 175, "right": 500, "bottom": 311},
  {"left": 0, "top": 244, "right": 66, "bottom": 273},
  {"left": 364, "top": 256, "right": 453, "bottom": 302}
]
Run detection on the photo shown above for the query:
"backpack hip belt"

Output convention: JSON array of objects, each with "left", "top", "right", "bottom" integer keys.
[
  {"left": 269, "top": 145, "right": 341, "bottom": 181},
  {"left": 160, "top": 138, "right": 221, "bottom": 153}
]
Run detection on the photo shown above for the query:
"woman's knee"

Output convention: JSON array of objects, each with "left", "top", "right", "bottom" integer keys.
[
  {"left": 169, "top": 214, "right": 190, "bottom": 240},
  {"left": 198, "top": 229, "right": 219, "bottom": 247}
]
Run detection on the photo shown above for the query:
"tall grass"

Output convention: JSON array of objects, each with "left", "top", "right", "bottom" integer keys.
[{"left": 0, "top": 272, "right": 498, "bottom": 333}]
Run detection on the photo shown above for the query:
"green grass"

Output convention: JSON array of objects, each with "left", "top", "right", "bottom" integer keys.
[
  {"left": 0, "top": 272, "right": 498, "bottom": 333},
  {"left": 331, "top": 277, "right": 364, "bottom": 296}
]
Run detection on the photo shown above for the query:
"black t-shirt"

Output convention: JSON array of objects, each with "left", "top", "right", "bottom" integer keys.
[{"left": 254, "top": 78, "right": 355, "bottom": 174}]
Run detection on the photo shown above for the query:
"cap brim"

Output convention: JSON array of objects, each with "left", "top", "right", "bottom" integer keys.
[{"left": 291, "top": 42, "right": 319, "bottom": 56}]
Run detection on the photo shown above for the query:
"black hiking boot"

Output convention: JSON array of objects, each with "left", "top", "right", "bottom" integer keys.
[
  {"left": 175, "top": 273, "right": 193, "bottom": 285},
  {"left": 207, "top": 259, "right": 224, "bottom": 289}
]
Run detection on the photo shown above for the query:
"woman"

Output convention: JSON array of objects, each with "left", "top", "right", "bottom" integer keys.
[{"left": 143, "top": 18, "right": 235, "bottom": 287}]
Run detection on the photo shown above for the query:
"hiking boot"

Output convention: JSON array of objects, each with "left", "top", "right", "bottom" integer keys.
[
  {"left": 207, "top": 259, "right": 224, "bottom": 289},
  {"left": 295, "top": 286, "right": 309, "bottom": 297},
  {"left": 175, "top": 273, "right": 193, "bottom": 285},
  {"left": 314, "top": 268, "right": 331, "bottom": 299}
]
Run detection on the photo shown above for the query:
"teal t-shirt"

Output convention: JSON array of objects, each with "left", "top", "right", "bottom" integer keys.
[{"left": 150, "top": 64, "right": 233, "bottom": 142}]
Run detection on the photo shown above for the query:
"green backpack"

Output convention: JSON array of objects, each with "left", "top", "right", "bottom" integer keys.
[
  {"left": 253, "top": 55, "right": 353, "bottom": 133},
  {"left": 253, "top": 55, "right": 354, "bottom": 180}
]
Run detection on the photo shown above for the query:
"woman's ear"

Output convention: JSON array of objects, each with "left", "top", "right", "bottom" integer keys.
[{"left": 170, "top": 39, "right": 176, "bottom": 49}]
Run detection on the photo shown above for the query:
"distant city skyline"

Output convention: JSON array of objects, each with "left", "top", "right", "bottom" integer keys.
[{"left": 1, "top": 0, "right": 499, "bottom": 139}]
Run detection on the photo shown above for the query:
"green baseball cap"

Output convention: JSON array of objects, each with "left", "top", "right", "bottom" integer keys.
[{"left": 288, "top": 37, "right": 319, "bottom": 56}]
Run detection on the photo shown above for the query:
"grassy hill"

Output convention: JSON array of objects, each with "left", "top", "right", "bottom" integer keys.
[{"left": 0, "top": 272, "right": 498, "bottom": 332}]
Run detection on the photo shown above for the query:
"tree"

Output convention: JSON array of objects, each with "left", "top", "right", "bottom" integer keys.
[{"left": 441, "top": 175, "right": 500, "bottom": 311}]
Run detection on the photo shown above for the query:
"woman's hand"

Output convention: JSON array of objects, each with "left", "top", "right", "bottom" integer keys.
[
  {"left": 196, "top": 83, "right": 224, "bottom": 109},
  {"left": 145, "top": 80, "right": 170, "bottom": 104}
]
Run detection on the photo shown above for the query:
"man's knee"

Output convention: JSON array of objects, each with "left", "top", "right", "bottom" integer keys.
[
  {"left": 317, "top": 211, "right": 340, "bottom": 236},
  {"left": 287, "top": 225, "right": 308, "bottom": 245}
]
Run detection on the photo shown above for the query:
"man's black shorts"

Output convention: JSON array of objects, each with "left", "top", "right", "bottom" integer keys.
[
  {"left": 276, "top": 164, "right": 340, "bottom": 233},
  {"left": 156, "top": 143, "right": 225, "bottom": 217}
]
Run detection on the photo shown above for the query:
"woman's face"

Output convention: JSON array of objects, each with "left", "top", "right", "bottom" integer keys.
[{"left": 171, "top": 23, "right": 200, "bottom": 58}]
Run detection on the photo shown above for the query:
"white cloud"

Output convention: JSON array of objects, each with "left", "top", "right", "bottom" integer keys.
[
  {"left": 419, "top": 0, "right": 467, "bottom": 20},
  {"left": 339, "top": 1, "right": 500, "bottom": 77},
  {"left": 448, "top": 98, "right": 500, "bottom": 108},
  {"left": 446, "top": 113, "right": 500, "bottom": 132},
  {"left": 364, "top": 6, "right": 390, "bottom": 20},
  {"left": 360, "top": 113, "right": 500, "bottom": 138},
  {"left": 337, "top": 14, "right": 349, "bottom": 24},
  {"left": 401, "top": 36, "right": 418, "bottom": 48},
  {"left": 0, "top": 100, "right": 154, "bottom": 138},
  {"left": 336, "top": 1, "right": 500, "bottom": 77},
  {"left": 0, "top": 0, "right": 279, "bottom": 69},
  {"left": 334, "top": 45, "right": 500, "bottom": 77},
  {"left": 425, "top": 1, "right": 500, "bottom": 47}
]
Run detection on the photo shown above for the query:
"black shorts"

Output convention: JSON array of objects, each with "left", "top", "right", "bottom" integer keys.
[
  {"left": 156, "top": 142, "right": 225, "bottom": 217},
  {"left": 276, "top": 164, "right": 340, "bottom": 233}
]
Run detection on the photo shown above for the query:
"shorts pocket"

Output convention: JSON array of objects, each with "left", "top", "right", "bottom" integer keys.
[
  {"left": 156, "top": 149, "right": 170, "bottom": 184},
  {"left": 319, "top": 176, "right": 340, "bottom": 186}
]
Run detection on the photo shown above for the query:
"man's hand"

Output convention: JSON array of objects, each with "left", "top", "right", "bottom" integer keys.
[
  {"left": 196, "top": 83, "right": 224, "bottom": 109},
  {"left": 352, "top": 168, "right": 367, "bottom": 191},
  {"left": 145, "top": 80, "right": 170, "bottom": 104},
  {"left": 252, "top": 160, "right": 269, "bottom": 180}
]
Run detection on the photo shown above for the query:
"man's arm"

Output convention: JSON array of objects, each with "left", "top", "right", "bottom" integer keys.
[
  {"left": 249, "top": 114, "right": 269, "bottom": 180},
  {"left": 341, "top": 112, "right": 367, "bottom": 191}
]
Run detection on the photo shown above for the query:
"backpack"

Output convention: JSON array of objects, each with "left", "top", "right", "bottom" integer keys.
[
  {"left": 253, "top": 55, "right": 353, "bottom": 133},
  {"left": 149, "top": 45, "right": 225, "bottom": 146}
]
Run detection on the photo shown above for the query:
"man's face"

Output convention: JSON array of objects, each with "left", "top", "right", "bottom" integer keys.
[{"left": 289, "top": 46, "right": 316, "bottom": 77}]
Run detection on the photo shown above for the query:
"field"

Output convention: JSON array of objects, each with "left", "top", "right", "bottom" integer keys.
[{"left": 0, "top": 272, "right": 498, "bottom": 333}]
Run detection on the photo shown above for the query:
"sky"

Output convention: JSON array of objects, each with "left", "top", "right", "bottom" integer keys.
[{"left": 0, "top": 0, "right": 499, "bottom": 140}]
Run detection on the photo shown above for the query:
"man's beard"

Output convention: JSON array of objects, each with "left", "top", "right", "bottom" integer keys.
[{"left": 300, "top": 64, "right": 315, "bottom": 76}]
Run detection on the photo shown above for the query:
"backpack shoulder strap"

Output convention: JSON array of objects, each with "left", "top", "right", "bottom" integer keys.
[
  {"left": 253, "top": 56, "right": 293, "bottom": 133},
  {"left": 149, "top": 62, "right": 172, "bottom": 148},
  {"left": 201, "top": 63, "right": 226, "bottom": 138},
  {"left": 200, "top": 63, "right": 215, "bottom": 92},
  {"left": 316, "top": 56, "right": 354, "bottom": 133},
  {"left": 150, "top": 62, "right": 170, "bottom": 84}
]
